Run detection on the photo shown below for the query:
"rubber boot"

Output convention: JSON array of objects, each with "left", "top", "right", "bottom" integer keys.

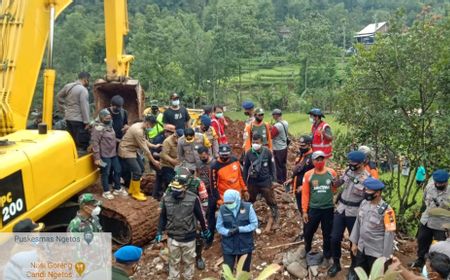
[
  {"left": 195, "top": 236, "right": 205, "bottom": 270},
  {"left": 129, "top": 179, "right": 147, "bottom": 201},
  {"left": 271, "top": 205, "right": 280, "bottom": 229},
  {"left": 328, "top": 261, "right": 341, "bottom": 277}
]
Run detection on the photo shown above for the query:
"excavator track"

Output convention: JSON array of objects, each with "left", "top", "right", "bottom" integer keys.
[{"left": 91, "top": 175, "right": 160, "bottom": 246}]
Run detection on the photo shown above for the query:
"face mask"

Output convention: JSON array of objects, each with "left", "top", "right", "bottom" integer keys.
[
  {"left": 91, "top": 206, "right": 101, "bottom": 217},
  {"left": 215, "top": 113, "right": 223, "bottom": 118},
  {"left": 151, "top": 108, "right": 159, "bottom": 114},
  {"left": 202, "top": 126, "right": 209, "bottom": 132},
  {"left": 435, "top": 184, "right": 447, "bottom": 191},
  {"left": 349, "top": 164, "right": 360, "bottom": 171},
  {"left": 171, "top": 99, "right": 180, "bottom": 106},
  {"left": 363, "top": 191, "right": 377, "bottom": 201},
  {"left": 220, "top": 156, "right": 230, "bottom": 162},
  {"left": 244, "top": 112, "right": 250, "bottom": 116},
  {"left": 201, "top": 158, "right": 209, "bottom": 163},
  {"left": 252, "top": 143, "right": 262, "bottom": 151},
  {"left": 225, "top": 202, "right": 237, "bottom": 210},
  {"left": 171, "top": 189, "right": 184, "bottom": 199},
  {"left": 255, "top": 117, "right": 263, "bottom": 123},
  {"left": 313, "top": 161, "right": 325, "bottom": 170},
  {"left": 186, "top": 136, "right": 194, "bottom": 143},
  {"left": 309, "top": 117, "right": 314, "bottom": 123},
  {"left": 112, "top": 107, "right": 120, "bottom": 113},
  {"left": 103, "top": 120, "right": 112, "bottom": 126}
]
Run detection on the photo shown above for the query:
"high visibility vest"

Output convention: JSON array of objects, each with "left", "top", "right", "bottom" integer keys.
[{"left": 311, "top": 121, "right": 332, "bottom": 158}]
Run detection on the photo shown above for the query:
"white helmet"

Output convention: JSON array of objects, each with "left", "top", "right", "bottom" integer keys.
[{"left": 358, "top": 145, "right": 372, "bottom": 157}]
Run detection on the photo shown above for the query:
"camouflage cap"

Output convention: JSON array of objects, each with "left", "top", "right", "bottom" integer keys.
[
  {"left": 78, "top": 193, "right": 101, "bottom": 206},
  {"left": 150, "top": 100, "right": 159, "bottom": 107}
]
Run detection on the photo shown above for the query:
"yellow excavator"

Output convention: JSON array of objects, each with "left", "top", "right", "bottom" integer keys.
[{"left": 0, "top": 0, "right": 158, "bottom": 245}]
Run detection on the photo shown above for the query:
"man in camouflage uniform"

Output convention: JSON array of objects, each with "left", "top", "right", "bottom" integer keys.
[{"left": 67, "top": 193, "right": 102, "bottom": 233}]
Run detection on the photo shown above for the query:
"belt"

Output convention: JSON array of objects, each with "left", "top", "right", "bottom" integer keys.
[{"left": 339, "top": 197, "right": 362, "bottom": 207}]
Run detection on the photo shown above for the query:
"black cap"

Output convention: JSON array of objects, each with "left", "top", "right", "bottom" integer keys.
[
  {"left": 218, "top": 144, "right": 231, "bottom": 156},
  {"left": 111, "top": 95, "right": 124, "bottom": 107},
  {"left": 299, "top": 135, "right": 312, "bottom": 144}
]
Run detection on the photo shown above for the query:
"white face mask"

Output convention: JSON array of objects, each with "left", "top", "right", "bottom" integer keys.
[
  {"left": 252, "top": 143, "right": 262, "bottom": 151},
  {"left": 91, "top": 206, "right": 101, "bottom": 217},
  {"left": 171, "top": 100, "right": 180, "bottom": 106},
  {"left": 309, "top": 117, "right": 314, "bottom": 123}
]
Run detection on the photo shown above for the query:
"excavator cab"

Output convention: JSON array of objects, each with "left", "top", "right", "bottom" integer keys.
[{"left": 93, "top": 79, "right": 145, "bottom": 122}]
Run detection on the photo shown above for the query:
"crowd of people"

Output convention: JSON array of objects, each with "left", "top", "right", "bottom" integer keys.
[{"left": 46, "top": 72, "right": 450, "bottom": 279}]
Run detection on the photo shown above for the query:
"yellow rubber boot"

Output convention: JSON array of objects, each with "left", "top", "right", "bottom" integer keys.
[{"left": 129, "top": 179, "right": 147, "bottom": 201}]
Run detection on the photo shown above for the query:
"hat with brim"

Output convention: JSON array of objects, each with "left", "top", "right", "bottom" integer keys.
[
  {"left": 308, "top": 108, "right": 325, "bottom": 118},
  {"left": 312, "top": 151, "right": 326, "bottom": 160}
]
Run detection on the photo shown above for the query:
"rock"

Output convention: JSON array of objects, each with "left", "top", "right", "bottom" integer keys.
[
  {"left": 286, "top": 262, "right": 308, "bottom": 279},
  {"left": 273, "top": 253, "right": 284, "bottom": 264},
  {"left": 283, "top": 245, "right": 306, "bottom": 266},
  {"left": 155, "top": 263, "right": 164, "bottom": 271},
  {"left": 256, "top": 228, "right": 262, "bottom": 235}
]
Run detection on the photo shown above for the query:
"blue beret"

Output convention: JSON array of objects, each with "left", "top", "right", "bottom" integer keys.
[
  {"left": 114, "top": 245, "right": 143, "bottom": 263},
  {"left": 176, "top": 129, "right": 184, "bottom": 137},
  {"left": 363, "top": 177, "right": 385, "bottom": 190},
  {"left": 200, "top": 115, "right": 211, "bottom": 127},
  {"left": 347, "top": 151, "right": 366, "bottom": 163},
  {"left": 432, "top": 169, "right": 449, "bottom": 183},
  {"left": 242, "top": 101, "right": 254, "bottom": 110}
]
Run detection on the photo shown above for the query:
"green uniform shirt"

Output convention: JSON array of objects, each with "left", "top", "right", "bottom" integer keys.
[
  {"left": 67, "top": 212, "right": 102, "bottom": 233},
  {"left": 112, "top": 266, "right": 130, "bottom": 280},
  {"left": 309, "top": 172, "right": 334, "bottom": 209},
  {"left": 251, "top": 123, "right": 269, "bottom": 145}
]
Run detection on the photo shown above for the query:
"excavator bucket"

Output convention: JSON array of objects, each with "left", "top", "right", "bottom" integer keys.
[{"left": 93, "top": 79, "right": 145, "bottom": 123}]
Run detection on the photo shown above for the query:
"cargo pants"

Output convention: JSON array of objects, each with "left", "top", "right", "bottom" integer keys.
[{"left": 168, "top": 238, "right": 196, "bottom": 280}]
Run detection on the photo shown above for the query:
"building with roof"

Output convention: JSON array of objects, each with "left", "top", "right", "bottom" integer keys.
[{"left": 354, "top": 22, "right": 388, "bottom": 45}]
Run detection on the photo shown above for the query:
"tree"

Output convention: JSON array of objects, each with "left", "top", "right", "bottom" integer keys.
[{"left": 336, "top": 9, "right": 450, "bottom": 233}]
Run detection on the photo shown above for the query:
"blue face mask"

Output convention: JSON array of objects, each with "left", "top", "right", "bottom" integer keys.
[{"left": 225, "top": 202, "right": 236, "bottom": 210}]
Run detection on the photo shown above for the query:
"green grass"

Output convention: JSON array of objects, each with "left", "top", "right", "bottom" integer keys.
[{"left": 225, "top": 112, "right": 347, "bottom": 137}]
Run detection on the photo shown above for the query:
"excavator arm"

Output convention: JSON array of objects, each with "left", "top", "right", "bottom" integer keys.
[{"left": 0, "top": 0, "right": 71, "bottom": 136}]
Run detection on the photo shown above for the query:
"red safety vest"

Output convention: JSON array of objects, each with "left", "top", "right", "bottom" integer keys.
[
  {"left": 311, "top": 121, "right": 332, "bottom": 158},
  {"left": 211, "top": 117, "right": 228, "bottom": 144}
]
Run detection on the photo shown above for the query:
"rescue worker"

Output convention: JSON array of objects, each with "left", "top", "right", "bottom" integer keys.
[
  {"left": 156, "top": 178, "right": 210, "bottom": 280},
  {"left": 165, "top": 166, "right": 209, "bottom": 270},
  {"left": 118, "top": 115, "right": 160, "bottom": 201},
  {"left": 410, "top": 169, "right": 450, "bottom": 268},
  {"left": 211, "top": 105, "right": 228, "bottom": 145},
  {"left": 177, "top": 127, "right": 211, "bottom": 171},
  {"left": 309, "top": 108, "right": 332, "bottom": 158},
  {"left": 328, "top": 151, "right": 371, "bottom": 277},
  {"left": 216, "top": 189, "right": 258, "bottom": 273},
  {"left": 107, "top": 95, "right": 129, "bottom": 140},
  {"left": 91, "top": 109, "right": 128, "bottom": 200},
  {"left": 271, "top": 108, "right": 289, "bottom": 184},
  {"left": 195, "top": 115, "right": 219, "bottom": 158},
  {"left": 283, "top": 135, "right": 314, "bottom": 241},
  {"left": 56, "top": 71, "right": 91, "bottom": 150},
  {"left": 358, "top": 145, "right": 379, "bottom": 179},
  {"left": 68, "top": 193, "right": 102, "bottom": 233},
  {"left": 243, "top": 108, "right": 272, "bottom": 151},
  {"left": 144, "top": 100, "right": 164, "bottom": 141},
  {"left": 112, "top": 245, "right": 143, "bottom": 280},
  {"left": 349, "top": 177, "right": 395, "bottom": 278},
  {"left": 301, "top": 151, "right": 337, "bottom": 267},
  {"left": 152, "top": 124, "right": 176, "bottom": 200},
  {"left": 210, "top": 144, "right": 249, "bottom": 244},
  {"left": 163, "top": 92, "right": 191, "bottom": 130},
  {"left": 242, "top": 100, "right": 255, "bottom": 127},
  {"left": 243, "top": 133, "right": 279, "bottom": 227}
]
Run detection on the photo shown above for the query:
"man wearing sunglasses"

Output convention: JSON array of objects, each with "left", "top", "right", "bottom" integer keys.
[
  {"left": 243, "top": 108, "right": 272, "bottom": 152},
  {"left": 328, "top": 151, "right": 370, "bottom": 278}
]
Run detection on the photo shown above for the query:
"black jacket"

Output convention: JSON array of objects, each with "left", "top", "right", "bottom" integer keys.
[{"left": 243, "top": 147, "right": 276, "bottom": 187}]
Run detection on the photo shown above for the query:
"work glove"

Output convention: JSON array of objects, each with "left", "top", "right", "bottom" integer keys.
[
  {"left": 155, "top": 233, "right": 163, "bottom": 243},
  {"left": 201, "top": 229, "right": 212, "bottom": 240},
  {"left": 227, "top": 227, "right": 239, "bottom": 237}
]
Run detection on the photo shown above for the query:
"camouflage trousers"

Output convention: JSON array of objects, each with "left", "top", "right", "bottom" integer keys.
[{"left": 168, "top": 238, "right": 196, "bottom": 280}]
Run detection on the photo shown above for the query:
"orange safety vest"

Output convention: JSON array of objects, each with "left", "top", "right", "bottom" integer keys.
[{"left": 311, "top": 121, "right": 332, "bottom": 158}]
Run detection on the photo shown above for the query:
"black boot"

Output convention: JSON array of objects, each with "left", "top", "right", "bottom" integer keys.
[
  {"left": 347, "top": 269, "right": 358, "bottom": 280},
  {"left": 196, "top": 257, "right": 206, "bottom": 270},
  {"left": 409, "top": 258, "right": 425, "bottom": 268},
  {"left": 196, "top": 237, "right": 205, "bottom": 270},
  {"left": 271, "top": 205, "right": 280, "bottom": 229},
  {"left": 327, "top": 262, "right": 341, "bottom": 277}
]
